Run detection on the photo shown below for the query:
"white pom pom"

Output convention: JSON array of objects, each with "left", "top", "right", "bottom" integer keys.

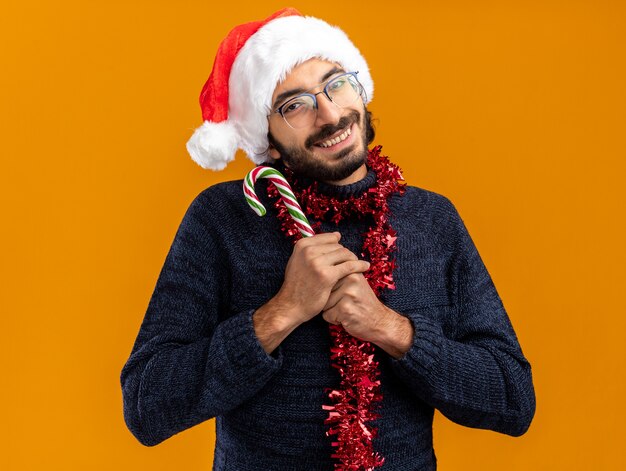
[{"left": 185, "top": 120, "right": 239, "bottom": 171}]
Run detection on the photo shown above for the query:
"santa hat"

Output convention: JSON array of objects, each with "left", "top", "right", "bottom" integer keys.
[{"left": 186, "top": 7, "right": 374, "bottom": 171}]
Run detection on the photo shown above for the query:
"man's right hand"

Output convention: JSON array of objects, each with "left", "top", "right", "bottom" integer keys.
[{"left": 274, "top": 231, "right": 370, "bottom": 327}]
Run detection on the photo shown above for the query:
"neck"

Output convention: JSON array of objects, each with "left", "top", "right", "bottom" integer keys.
[{"left": 322, "top": 163, "right": 368, "bottom": 186}]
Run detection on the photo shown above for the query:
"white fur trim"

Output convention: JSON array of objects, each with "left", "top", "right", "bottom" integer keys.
[
  {"left": 186, "top": 120, "right": 239, "bottom": 170},
  {"left": 229, "top": 15, "right": 373, "bottom": 165}
]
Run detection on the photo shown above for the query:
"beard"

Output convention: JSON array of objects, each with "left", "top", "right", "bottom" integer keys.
[{"left": 268, "top": 108, "right": 370, "bottom": 183}]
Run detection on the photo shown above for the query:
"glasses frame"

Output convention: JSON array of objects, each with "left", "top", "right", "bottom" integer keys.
[{"left": 269, "top": 71, "right": 365, "bottom": 129}]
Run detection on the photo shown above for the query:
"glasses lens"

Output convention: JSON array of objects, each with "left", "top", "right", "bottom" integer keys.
[
  {"left": 327, "top": 74, "right": 362, "bottom": 107},
  {"left": 278, "top": 73, "right": 364, "bottom": 128},
  {"left": 281, "top": 95, "right": 316, "bottom": 128}
]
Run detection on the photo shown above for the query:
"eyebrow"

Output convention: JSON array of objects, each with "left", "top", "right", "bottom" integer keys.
[{"left": 272, "top": 66, "right": 345, "bottom": 110}]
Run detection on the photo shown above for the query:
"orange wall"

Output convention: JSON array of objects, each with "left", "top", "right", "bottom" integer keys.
[{"left": 2, "top": 1, "right": 625, "bottom": 469}]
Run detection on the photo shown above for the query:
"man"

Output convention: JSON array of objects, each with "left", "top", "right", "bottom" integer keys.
[{"left": 120, "top": 8, "right": 536, "bottom": 471}]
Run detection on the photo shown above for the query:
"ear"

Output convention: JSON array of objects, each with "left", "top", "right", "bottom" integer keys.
[
  {"left": 266, "top": 130, "right": 281, "bottom": 160},
  {"left": 268, "top": 146, "right": 281, "bottom": 160}
]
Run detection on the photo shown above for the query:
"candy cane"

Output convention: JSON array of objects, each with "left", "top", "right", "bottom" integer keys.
[{"left": 244, "top": 166, "right": 315, "bottom": 238}]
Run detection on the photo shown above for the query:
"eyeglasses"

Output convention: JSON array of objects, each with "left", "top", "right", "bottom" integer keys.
[{"left": 270, "top": 71, "right": 365, "bottom": 129}]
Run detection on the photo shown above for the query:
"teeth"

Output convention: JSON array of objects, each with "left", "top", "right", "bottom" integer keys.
[{"left": 319, "top": 126, "right": 351, "bottom": 148}]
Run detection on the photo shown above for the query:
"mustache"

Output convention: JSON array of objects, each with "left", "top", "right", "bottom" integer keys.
[{"left": 306, "top": 110, "right": 361, "bottom": 147}]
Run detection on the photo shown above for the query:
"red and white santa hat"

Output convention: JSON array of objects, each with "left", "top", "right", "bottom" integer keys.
[{"left": 186, "top": 7, "right": 374, "bottom": 170}]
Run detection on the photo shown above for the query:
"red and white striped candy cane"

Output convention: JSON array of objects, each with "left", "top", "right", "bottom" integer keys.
[{"left": 243, "top": 166, "right": 315, "bottom": 238}]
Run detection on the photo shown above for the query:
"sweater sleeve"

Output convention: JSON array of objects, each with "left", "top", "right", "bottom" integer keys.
[
  {"left": 120, "top": 190, "right": 283, "bottom": 446},
  {"left": 389, "top": 199, "right": 536, "bottom": 437}
]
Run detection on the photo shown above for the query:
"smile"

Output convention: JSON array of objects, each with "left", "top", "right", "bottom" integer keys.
[{"left": 313, "top": 123, "right": 355, "bottom": 150}]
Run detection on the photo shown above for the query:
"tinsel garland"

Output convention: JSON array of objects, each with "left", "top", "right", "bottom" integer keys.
[{"left": 266, "top": 145, "right": 406, "bottom": 470}]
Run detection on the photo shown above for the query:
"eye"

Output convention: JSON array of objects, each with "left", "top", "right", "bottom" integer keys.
[
  {"left": 283, "top": 102, "right": 302, "bottom": 114},
  {"left": 282, "top": 97, "right": 310, "bottom": 115},
  {"left": 328, "top": 78, "right": 347, "bottom": 91}
]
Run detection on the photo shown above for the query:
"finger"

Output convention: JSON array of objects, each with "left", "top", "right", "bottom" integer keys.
[
  {"left": 294, "top": 243, "right": 348, "bottom": 265},
  {"left": 333, "top": 259, "right": 370, "bottom": 280},
  {"left": 326, "top": 273, "right": 363, "bottom": 310},
  {"left": 323, "top": 286, "right": 344, "bottom": 311},
  {"left": 295, "top": 231, "right": 341, "bottom": 249},
  {"left": 322, "top": 309, "right": 341, "bottom": 326},
  {"left": 330, "top": 275, "right": 348, "bottom": 292},
  {"left": 330, "top": 272, "right": 362, "bottom": 294},
  {"left": 317, "top": 247, "right": 359, "bottom": 267},
  {"left": 294, "top": 234, "right": 344, "bottom": 259}
]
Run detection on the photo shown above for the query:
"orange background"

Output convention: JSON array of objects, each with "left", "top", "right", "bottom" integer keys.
[{"left": 2, "top": 1, "right": 625, "bottom": 470}]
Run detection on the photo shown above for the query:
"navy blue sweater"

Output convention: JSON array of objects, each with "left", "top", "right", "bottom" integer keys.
[{"left": 120, "top": 164, "right": 535, "bottom": 470}]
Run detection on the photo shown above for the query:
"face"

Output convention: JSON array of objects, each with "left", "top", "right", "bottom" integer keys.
[{"left": 267, "top": 58, "right": 369, "bottom": 184}]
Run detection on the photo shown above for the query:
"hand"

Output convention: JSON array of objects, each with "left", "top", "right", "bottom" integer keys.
[
  {"left": 322, "top": 273, "right": 415, "bottom": 358},
  {"left": 321, "top": 273, "right": 395, "bottom": 345},
  {"left": 274, "top": 232, "right": 371, "bottom": 327}
]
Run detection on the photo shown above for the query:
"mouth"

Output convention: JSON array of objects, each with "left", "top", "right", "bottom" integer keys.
[{"left": 312, "top": 123, "right": 355, "bottom": 152}]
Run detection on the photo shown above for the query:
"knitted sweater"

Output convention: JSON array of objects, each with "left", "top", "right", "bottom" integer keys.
[{"left": 120, "top": 163, "right": 535, "bottom": 470}]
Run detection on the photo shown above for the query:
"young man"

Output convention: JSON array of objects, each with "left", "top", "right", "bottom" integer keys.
[{"left": 121, "top": 8, "right": 535, "bottom": 471}]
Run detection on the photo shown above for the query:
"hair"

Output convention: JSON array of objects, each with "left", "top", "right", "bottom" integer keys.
[{"left": 364, "top": 109, "right": 376, "bottom": 145}]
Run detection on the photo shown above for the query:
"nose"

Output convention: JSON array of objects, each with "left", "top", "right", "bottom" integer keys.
[{"left": 313, "top": 92, "right": 342, "bottom": 127}]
